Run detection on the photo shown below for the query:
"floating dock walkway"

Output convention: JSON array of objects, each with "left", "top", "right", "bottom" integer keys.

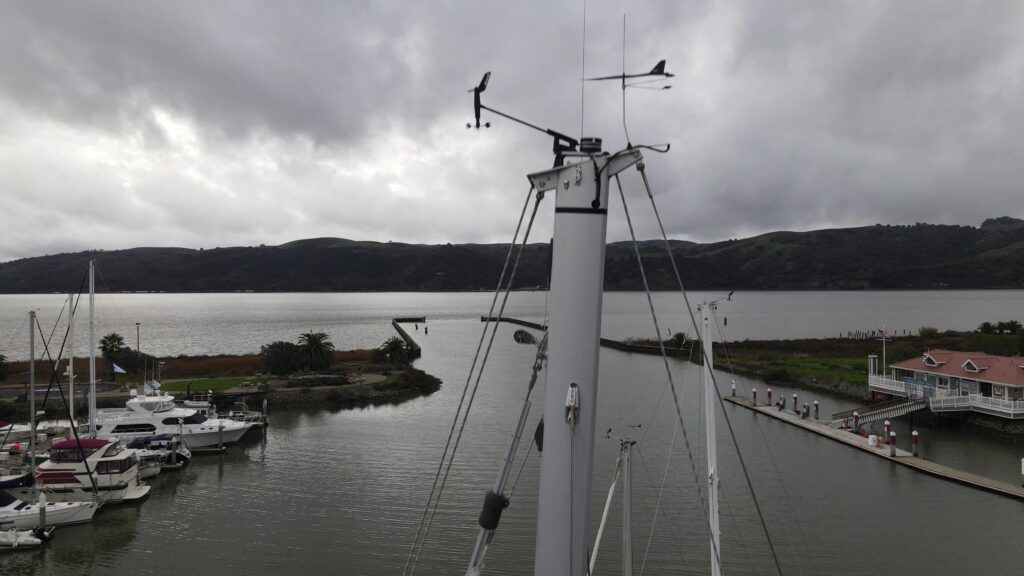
[
  {"left": 724, "top": 395, "right": 1024, "bottom": 502},
  {"left": 391, "top": 318, "right": 423, "bottom": 359},
  {"left": 481, "top": 316, "right": 692, "bottom": 357}
]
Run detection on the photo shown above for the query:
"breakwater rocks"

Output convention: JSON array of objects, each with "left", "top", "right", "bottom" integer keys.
[{"left": 269, "top": 366, "right": 441, "bottom": 410}]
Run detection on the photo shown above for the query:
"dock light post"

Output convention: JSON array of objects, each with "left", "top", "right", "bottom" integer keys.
[
  {"left": 752, "top": 388, "right": 757, "bottom": 405},
  {"left": 889, "top": 431, "right": 897, "bottom": 457},
  {"left": 912, "top": 431, "right": 919, "bottom": 457},
  {"left": 813, "top": 401, "right": 819, "bottom": 420}
]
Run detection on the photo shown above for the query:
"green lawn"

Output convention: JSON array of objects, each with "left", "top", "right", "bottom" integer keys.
[
  {"left": 161, "top": 376, "right": 253, "bottom": 392},
  {"left": 764, "top": 357, "right": 868, "bottom": 384}
]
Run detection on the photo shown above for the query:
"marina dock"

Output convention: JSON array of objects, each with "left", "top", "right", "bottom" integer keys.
[
  {"left": 724, "top": 395, "right": 1024, "bottom": 501},
  {"left": 391, "top": 318, "right": 423, "bottom": 359},
  {"left": 480, "top": 316, "right": 692, "bottom": 357}
]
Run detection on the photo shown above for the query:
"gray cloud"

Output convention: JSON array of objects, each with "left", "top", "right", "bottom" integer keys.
[{"left": 2, "top": 1, "right": 1024, "bottom": 262}]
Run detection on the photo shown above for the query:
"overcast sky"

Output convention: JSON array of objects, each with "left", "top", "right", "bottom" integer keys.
[{"left": 2, "top": 1, "right": 1023, "bottom": 262}]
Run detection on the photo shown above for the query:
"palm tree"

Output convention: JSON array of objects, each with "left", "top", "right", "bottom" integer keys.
[
  {"left": 99, "top": 333, "right": 126, "bottom": 378},
  {"left": 378, "top": 336, "right": 408, "bottom": 363},
  {"left": 298, "top": 332, "right": 334, "bottom": 371},
  {"left": 978, "top": 321, "right": 996, "bottom": 334}
]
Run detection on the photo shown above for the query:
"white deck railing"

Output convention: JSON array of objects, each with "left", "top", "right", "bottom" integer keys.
[
  {"left": 868, "top": 375, "right": 908, "bottom": 396},
  {"left": 930, "top": 393, "right": 1024, "bottom": 418},
  {"left": 871, "top": 375, "right": 1024, "bottom": 418}
]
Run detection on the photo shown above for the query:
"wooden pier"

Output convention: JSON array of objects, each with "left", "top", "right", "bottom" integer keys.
[
  {"left": 724, "top": 395, "right": 1024, "bottom": 501},
  {"left": 391, "top": 318, "right": 423, "bottom": 359},
  {"left": 480, "top": 316, "right": 692, "bottom": 357}
]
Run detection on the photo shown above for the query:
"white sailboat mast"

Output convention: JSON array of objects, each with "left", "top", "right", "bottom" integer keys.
[
  {"left": 621, "top": 440, "right": 633, "bottom": 576},
  {"left": 530, "top": 146, "right": 641, "bottom": 576},
  {"left": 68, "top": 292, "right": 75, "bottom": 423},
  {"left": 29, "top": 310, "right": 37, "bottom": 501},
  {"left": 701, "top": 303, "right": 722, "bottom": 576},
  {"left": 88, "top": 260, "right": 97, "bottom": 438}
]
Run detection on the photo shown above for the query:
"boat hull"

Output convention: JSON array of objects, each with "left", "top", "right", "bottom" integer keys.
[
  {"left": 6, "top": 482, "right": 150, "bottom": 504},
  {"left": 0, "top": 500, "right": 99, "bottom": 529},
  {"left": 178, "top": 425, "right": 250, "bottom": 449}
]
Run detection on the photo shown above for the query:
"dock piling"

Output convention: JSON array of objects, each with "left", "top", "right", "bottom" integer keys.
[
  {"left": 884, "top": 420, "right": 891, "bottom": 439},
  {"left": 889, "top": 431, "right": 897, "bottom": 457},
  {"left": 731, "top": 381, "right": 736, "bottom": 397},
  {"left": 792, "top": 393, "right": 798, "bottom": 413},
  {"left": 853, "top": 411, "right": 860, "bottom": 430},
  {"left": 752, "top": 388, "right": 757, "bottom": 405},
  {"left": 813, "top": 400, "right": 819, "bottom": 420},
  {"left": 767, "top": 388, "right": 772, "bottom": 406},
  {"left": 912, "top": 431, "right": 919, "bottom": 457}
]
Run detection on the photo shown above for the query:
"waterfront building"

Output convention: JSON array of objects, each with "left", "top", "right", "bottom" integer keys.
[{"left": 869, "top": 349, "right": 1024, "bottom": 419}]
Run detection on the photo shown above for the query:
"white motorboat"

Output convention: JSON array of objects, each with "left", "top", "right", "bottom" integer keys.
[
  {"left": 0, "top": 526, "right": 53, "bottom": 549},
  {"left": 0, "top": 421, "right": 33, "bottom": 442},
  {"left": 95, "top": 391, "right": 252, "bottom": 449},
  {"left": 0, "top": 490, "right": 98, "bottom": 529},
  {"left": 4, "top": 438, "right": 150, "bottom": 504}
]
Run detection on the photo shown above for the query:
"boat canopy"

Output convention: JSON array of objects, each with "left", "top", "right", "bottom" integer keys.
[
  {"left": 126, "top": 434, "right": 177, "bottom": 449},
  {"left": 51, "top": 438, "right": 111, "bottom": 450}
]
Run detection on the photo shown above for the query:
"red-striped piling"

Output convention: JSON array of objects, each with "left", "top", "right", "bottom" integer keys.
[
  {"left": 889, "top": 430, "right": 897, "bottom": 457},
  {"left": 912, "top": 430, "right": 919, "bottom": 457}
]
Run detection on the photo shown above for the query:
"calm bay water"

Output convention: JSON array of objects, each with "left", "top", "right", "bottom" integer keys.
[
  {"left": 2, "top": 292, "right": 1024, "bottom": 575},
  {"left": 2, "top": 290, "right": 1024, "bottom": 360}
]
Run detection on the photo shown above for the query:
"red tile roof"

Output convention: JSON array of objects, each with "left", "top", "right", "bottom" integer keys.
[{"left": 890, "top": 349, "right": 1024, "bottom": 387}]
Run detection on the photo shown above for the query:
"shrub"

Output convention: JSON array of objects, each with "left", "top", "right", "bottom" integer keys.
[
  {"left": 918, "top": 326, "right": 939, "bottom": 338},
  {"left": 260, "top": 341, "right": 302, "bottom": 376}
]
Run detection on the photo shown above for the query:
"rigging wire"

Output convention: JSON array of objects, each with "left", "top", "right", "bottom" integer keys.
[
  {"left": 638, "top": 415, "right": 682, "bottom": 575},
  {"left": 634, "top": 162, "right": 785, "bottom": 575},
  {"left": 580, "top": 0, "right": 587, "bottom": 140},
  {"left": 613, "top": 173, "right": 721, "bottom": 571},
  {"left": 32, "top": 313, "right": 100, "bottom": 494},
  {"left": 404, "top": 186, "right": 544, "bottom": 576},
  {"left": 403, "top": 186, "right": 533, "bottom": 575},
  {"left": 712, "top": 312, "right": 818, "bottom": 576},
  {"left": 39, "top": 272, "right": 88, "bottom": 409}
]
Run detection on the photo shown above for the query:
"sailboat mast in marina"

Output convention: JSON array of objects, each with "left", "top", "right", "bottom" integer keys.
[
  {"left": 529, "top": 146, "right": 641, "bottom": 575},
  {"left": 700, "top": 302, "right": 722, "bottom": 576}
]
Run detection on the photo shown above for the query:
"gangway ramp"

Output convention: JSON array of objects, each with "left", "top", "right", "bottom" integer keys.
[{"left": 831, "top": 398, "right": 927, "bottom": 428}]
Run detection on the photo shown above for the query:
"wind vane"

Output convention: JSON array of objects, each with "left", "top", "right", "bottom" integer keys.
[{"left": 466, "top": 71, "right": 580, "bottom": 167}]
